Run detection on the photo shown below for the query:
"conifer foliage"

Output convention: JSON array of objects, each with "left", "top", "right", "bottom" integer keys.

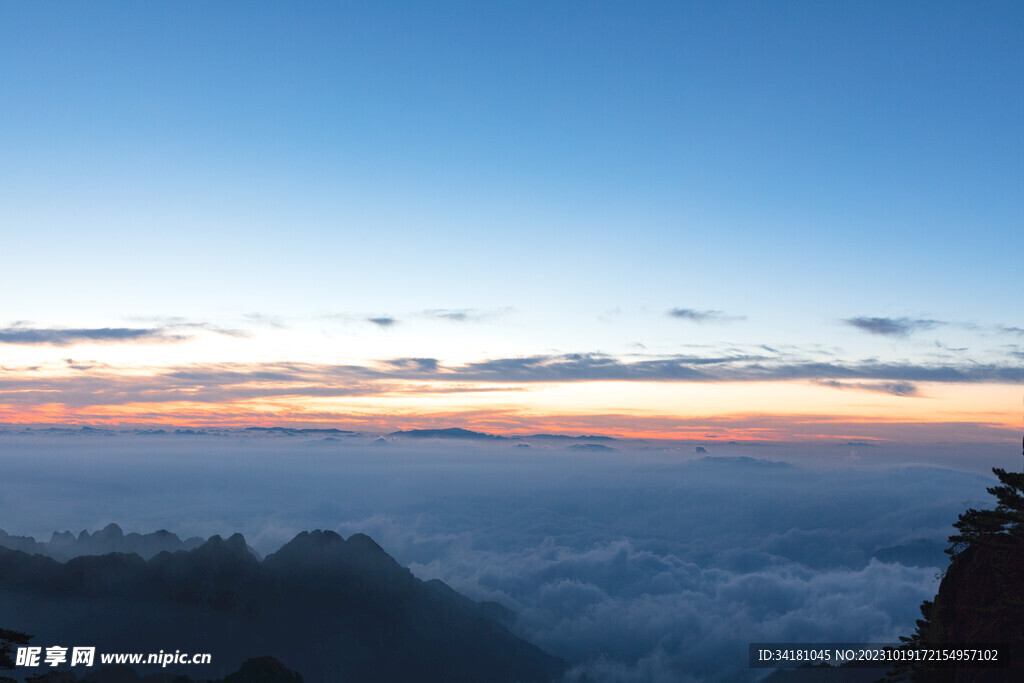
[
  {"left": 946, "top": 465, "right": 1024, "bottom": 559},
  {"left": 0, "top": 627, "right": 33, "bottom": 683}
]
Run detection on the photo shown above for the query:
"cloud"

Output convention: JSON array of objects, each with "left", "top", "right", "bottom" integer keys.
[
  {"left": 458, "top": 354, "right": 714, "bottom": 381},
  {"left": 816, "top": 380, "right": 919, "bottom": 397},
  {"left": 175, "top": 322, "right": 248, "bottom": 338},
  {"left": 668, "top": 308, "right": 743, "bottom": 323},
  {"left": 447, "top": 353, "right": 1024, "bottom": 385},
  {"left": 933, "top": 341, "right": 968, "bottom": 353},
  {"left": 383, "top": 357, "right": 440, "bottom": 372},
  {"left": 424, "top": 309, "right": 476, "bottom": 322},
  {"left": 329, "top": 309, "right": 510, "bottom": 327},
  {"left": 876, "top": 382, "right": 918, "bottom": 397},
  {"left": 844, "top": 317, "right": 941, "bottom": 337},
  {"left": 0, "top": 326, "right": 187, "bottom": 346},
  {"left": 0, "top": 349, "right": 1021, "bottom": 419},
  {"left": 242, "top": 313, "right": 286, "bottom": 329},
  {"left": 421, "top": 308, "right": 510, "bottom": 323},
  {"left": 63, "top": 358, "right": 108, "bottom": 372},
  {"left": 320, "top": 453, "right": 987, "bottom": 681},
  {"left": 3, "top": 436, "right": 995, "bottom": 680},
  {"left": 126, "top": 317, "right": 248, "bottom": 338}
]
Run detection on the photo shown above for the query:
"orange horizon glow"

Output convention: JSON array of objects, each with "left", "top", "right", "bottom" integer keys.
[
  {"left": 1, "top": 362, "right": 1020, "bottom": 443},
  {"left": 0, "top": 397, "right": 1017, "bottom": 444}
]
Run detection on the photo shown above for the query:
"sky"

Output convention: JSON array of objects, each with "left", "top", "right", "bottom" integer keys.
[{"left": 2, "top": 1, "right": 1022, "bottom": 441}]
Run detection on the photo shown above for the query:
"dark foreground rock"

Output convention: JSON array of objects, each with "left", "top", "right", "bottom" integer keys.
[{"left": 0, "top": 530, "right": 565, "bottom": 682}]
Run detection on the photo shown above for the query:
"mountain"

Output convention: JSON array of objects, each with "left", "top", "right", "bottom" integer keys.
[
  {"left": 527, "top": 434, "right": 618, "bottom": 442},
  {"left": 566, "top": 443, "right": 616, "bottom": 452},
  {"left": 0, "top": 529, "right": 565, "bottom": 682},
  {"left": 893, "top": 534, "right": 1024, "bottom": 681},
  {"left": 927, "top": 535, "right": 1024, "bottom": 647},
  {"left": 891, "top": 464, "right": 1024, "bottom": 681},
  {"left": 0, "top": 524, "right": 205, "bottom": 562},
  {"left": 387, "top": 428, "right": 507, "bottom": 440},
  {"left": 242, "top": 427, "right": 358, "bottom": 437}
]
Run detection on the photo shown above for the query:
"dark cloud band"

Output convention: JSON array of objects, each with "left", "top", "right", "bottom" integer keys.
[
  {"left": 844, "top": 317, "right": 941, "bottom": 337},
  {"left": 0, "top": 350, "right": 1021, "bottom": 409},
  {"left": 0, "top": 327, "right": 184, "bottom": 346}
]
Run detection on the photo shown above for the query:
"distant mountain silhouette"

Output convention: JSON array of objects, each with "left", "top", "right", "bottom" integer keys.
[
  {"left": 242, "top": 427, "right": 358, "bottom": 437},
  {"left": 526, "top": 434, "right": 618, "bottom": 442},
  {"left": 387, "top": 428, "right": 627, "bottom": 445},
  {"left": 0, "top": 524, "right": 205, "bottom": 562},
  {"left": 387, "top": 428, "right": 507, "bottom": 440},
  {"left": 0, "top": 529, "right": 564, "bottom": 682}
]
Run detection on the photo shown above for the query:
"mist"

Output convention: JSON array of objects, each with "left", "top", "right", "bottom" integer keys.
[{"left": 0, "top": 430, "right": 1012, "bottom": 681}]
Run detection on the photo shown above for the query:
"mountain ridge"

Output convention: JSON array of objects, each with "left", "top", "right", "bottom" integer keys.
[{"left": 0, "top": 528, "right": 565, "bottom": 682}]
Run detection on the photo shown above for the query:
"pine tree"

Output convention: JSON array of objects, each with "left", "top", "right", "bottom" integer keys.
[
  {"left": 0, "top": 627, "right": 33, "bottom": 683},
  {"left": 946, "top": 466, "right": 1024, "bottom": 559}
]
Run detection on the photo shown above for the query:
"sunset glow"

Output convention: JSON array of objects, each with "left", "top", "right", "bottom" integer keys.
[{"left": 1, "top": 2, "right": 1020, "bottom": 446}]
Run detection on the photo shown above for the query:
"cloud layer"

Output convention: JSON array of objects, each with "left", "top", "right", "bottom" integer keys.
[
  {"left": 0, "top": 434, "right": 1002, "bottom": 681},
  {"left": 2, "top": 351, "right": 1020, "bottom": 408}
]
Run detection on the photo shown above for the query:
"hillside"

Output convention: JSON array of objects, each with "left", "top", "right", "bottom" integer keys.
[{"left": 0, "top": 530, "right": 565, "bottom": 682}]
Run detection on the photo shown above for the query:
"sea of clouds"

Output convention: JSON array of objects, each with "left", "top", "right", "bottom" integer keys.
[{"left": 0, "top": 431, "right": 1015, "bottom": 681}]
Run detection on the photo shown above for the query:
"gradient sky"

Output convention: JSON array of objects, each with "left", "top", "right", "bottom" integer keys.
[{"left": 2, "top": 1, "right": 1022, "bottom": 440}]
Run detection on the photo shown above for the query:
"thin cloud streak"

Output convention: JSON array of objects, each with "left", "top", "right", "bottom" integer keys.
[
  {"left": 420, "top": 308, "right": 511, "bottom": 323},
  {"left": 0, "top": 321, "right": 247, "bottom": 345},
  {"left": 0, "top": 326, "right": 187, "bottom": 346},
  {"left": 816, "top": 380, "right": 919, "bottom": 397},
  {"left": 668, "top": 308, "right": 744, "bottom": 323},
  {"left": 844, "top": 316, "right": 941, "bottom": 337},
  {"left": 424, "top": 309, "right": 475, "bottom": 322},
  {"left": 242, "top": 313, "right": 287, "bottom": 329}
]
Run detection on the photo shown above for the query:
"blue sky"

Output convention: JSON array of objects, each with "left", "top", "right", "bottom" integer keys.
[{"left": 1, "top": 1, "right": 1022, "bottom": 437}]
